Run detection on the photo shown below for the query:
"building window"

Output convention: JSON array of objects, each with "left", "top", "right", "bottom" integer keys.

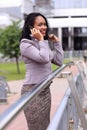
[
  {"left": 74, "top": 27, "right": 87, "bottom": 50},
  {"left": 62, "top": 28, "right": 68, "bottom": 50}
]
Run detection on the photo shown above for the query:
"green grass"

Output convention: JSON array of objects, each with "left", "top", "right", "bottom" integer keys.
[
  {"left": 0, "top": 62, "right": 25, "bottom": 81},
  {"left": 0, "top": 59, "right": 70, "bottom": 81}
]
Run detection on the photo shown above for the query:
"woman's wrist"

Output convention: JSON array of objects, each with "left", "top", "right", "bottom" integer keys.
[
  {"left": 54, "top": 37, "right": 60, "bottom": 43},
  {"left": 38, "top": 37, "right": 44, "bottom": 41}
]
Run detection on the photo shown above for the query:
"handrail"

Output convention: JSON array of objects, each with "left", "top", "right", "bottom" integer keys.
[
  {"left": 47, "top": 61, "right": 87, "bottom": 130},
  {"left": 47, "top": 88, "right": 71, "bottom": 130},
  {"left": 0, "top": 62, "right": 74, "bottom": 130}
]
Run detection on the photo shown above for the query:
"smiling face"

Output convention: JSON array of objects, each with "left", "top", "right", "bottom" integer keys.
[{"left": 33, "top": 16, "right": 47, "bottom": 37}]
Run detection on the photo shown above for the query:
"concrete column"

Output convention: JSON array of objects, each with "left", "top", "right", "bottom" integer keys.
[
  {"left": 58, "top": 27, "right": 62, "bottom": 44},
  {"left": 71, "top": 27, "right": 74, "bottom": 50},
  {"left": 68, "top": 27, "right": 72, "bottom": 50}
]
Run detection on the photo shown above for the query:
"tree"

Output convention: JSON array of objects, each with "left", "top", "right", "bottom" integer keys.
[{"left": 0, "top": 21, "right": 22, "bottom": 74}]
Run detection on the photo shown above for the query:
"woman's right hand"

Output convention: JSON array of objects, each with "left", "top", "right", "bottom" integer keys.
[{"left": 30, "top": 28, "right": 44, "bottom": 41}]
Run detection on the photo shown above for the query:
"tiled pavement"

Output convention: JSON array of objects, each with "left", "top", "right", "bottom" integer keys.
[{"left": 0, "top": 62, "right": 87, "bottom": 130}]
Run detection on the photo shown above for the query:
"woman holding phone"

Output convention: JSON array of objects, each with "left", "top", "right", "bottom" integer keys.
[{"left": 19, "top": 12, "right": 63, "bottom": 130}]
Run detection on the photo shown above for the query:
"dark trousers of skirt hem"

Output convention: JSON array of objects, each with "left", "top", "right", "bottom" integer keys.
[{"left": 21, "top": 84, "right": 51, "bottom": 130}]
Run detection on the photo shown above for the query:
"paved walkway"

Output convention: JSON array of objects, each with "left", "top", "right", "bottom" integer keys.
[{"left": 0, "top": 62, "right": 87, "bottom": 130}]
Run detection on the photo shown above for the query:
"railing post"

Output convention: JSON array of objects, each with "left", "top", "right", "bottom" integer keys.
[
  {"left": 67, "top": 74, "right": 87, "bottom": 130},
  {"left": 0, "top": 76, "right": 8, "bottom": 102}
]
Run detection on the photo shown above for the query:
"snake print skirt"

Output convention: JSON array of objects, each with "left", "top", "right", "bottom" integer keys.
[{"left": 21, "top": 84, "right": 51, "bottom": 130}]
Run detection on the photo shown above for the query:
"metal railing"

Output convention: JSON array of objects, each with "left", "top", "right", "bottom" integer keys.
[
  {"left": 0, "top": 61, "right": 87, "bottom": 130},
  {"left": 47, "top": 61, "right": 87, "bottom": 130},
  {"left": 0, "top": 62, "right": 73, "bottom": 130},
  {"left": 47, "top": 73, "right": 87, "bottom": 130},
  {"left": 64, "top": 50, "right": 84, "bottom": 59}
]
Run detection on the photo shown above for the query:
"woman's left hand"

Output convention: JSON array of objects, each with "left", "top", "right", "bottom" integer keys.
[{"left": 49, "top": 34, "right": 60, "bottom": 43}]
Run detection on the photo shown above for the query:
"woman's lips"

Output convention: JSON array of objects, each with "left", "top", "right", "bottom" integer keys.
[{"left": 41, "top": 31, "right": 46, "bottom": 35}]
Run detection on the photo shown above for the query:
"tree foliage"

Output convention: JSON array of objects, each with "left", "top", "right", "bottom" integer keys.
[{"left": 0, "top": 21, "right": 22, "bottom": 74}]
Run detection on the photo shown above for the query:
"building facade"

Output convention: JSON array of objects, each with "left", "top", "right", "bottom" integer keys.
[
  {"left": 0, "top": 0, "right": 34, "bottom": 27},
  {"left": 34, "top": 0, "right": 54, "bottom": 16},
  {"left": 47, "top": 0, "right": 87, "bottom": 51},
  {"left": 0, "top": 0, "right": 87, "bottom": 51}
]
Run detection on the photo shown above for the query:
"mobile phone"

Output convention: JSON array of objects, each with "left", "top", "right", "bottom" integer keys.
[
  {"left": 29, "top": 25, "right": 33, "bottom": 29},
  {"left": 29, "top": 25, "right": 33, "bottom": 38}
]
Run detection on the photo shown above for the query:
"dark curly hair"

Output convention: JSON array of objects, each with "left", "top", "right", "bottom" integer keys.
[{"left": 20, "top": 12, "right": 50, "bottom": 41}]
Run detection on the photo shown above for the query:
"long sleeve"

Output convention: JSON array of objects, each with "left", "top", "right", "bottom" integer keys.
[
  {"left": 20, "top": 39, "right": 50, "bottom": 64},
  {"left": 51, "top": 42, "right": 64, "bottom": 66}
]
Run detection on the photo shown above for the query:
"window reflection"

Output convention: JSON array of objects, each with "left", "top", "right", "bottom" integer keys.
[{"left": 62, "top": 27, "right": 87, "bottom": 50}]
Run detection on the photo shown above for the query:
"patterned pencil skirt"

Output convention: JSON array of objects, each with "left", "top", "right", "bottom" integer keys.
[{"left": 21, "top": 84, "right": 51, "bottom": 130}]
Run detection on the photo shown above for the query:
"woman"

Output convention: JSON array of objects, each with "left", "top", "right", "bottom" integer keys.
[{"left": 19, "top": 12, "right": 63, "bottom": 130}]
